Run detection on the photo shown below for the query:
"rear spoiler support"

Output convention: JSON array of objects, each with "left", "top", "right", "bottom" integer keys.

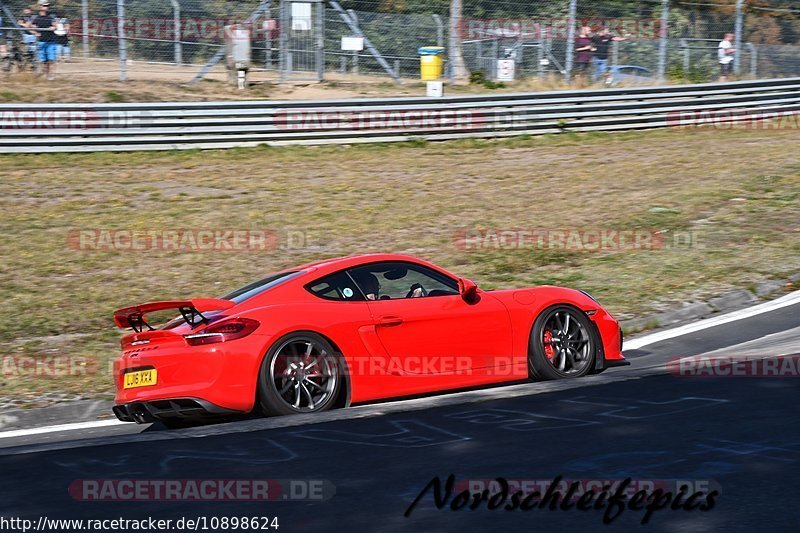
[
  {"left": 178, "top": 306, "right": 208, "bottom": 329},
  {"left": 114, "top": 299, "right": 236, "bottom": 332},
  {"left": 128, "top": 313, "right": 156, "bottom": 333}
]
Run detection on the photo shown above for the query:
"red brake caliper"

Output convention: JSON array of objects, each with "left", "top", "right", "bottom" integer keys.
[{"left": 544, "top": 329, "right": 555, "bottom": 360}]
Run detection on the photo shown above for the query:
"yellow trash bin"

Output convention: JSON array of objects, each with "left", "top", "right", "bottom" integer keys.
[{"left": 419, "top": 46, "right": 445, "bottom": 81}]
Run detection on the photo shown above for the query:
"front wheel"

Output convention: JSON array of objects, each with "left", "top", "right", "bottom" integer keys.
[
  {"left": 257, "top": 332, "right": 341, "bottom": 416},
  {"left": 528, "top": 306, "right": 596, "bottom": 380}
]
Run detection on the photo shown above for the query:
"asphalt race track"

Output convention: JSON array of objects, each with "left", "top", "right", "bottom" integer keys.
[{"left": 1, "top": 295, "right": 799, "bottom": 532}]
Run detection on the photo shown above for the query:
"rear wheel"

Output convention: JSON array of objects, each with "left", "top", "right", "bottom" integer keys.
[
  {"left": 257, "top": 332, "right": 341, "bottom": 416},
  {"left": 529, "top": 306, "right": 596, "bottom": 380}
]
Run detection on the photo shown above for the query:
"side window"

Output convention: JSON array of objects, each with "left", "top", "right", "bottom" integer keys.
[
  {"left": 306, "top": 271, "right": 364, "bottom": 301},
  {"left": 348, "top": 262, "right": 459, "bottom": 300}
]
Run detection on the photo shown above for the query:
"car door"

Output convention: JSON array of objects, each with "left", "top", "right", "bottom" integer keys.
[{"left": 348, "top": 262, "right": 513, "bottom": 374}]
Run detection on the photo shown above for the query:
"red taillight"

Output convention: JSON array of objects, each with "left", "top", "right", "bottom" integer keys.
[{"left": 184, "top": 318, "right": 260, "bottom": 346}]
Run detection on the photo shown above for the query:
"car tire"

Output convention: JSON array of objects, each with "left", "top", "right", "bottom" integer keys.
[
  {"left": 528, "top": 305, "right": 596, "bottom": 380},
  {"left": 258, "top": 332, "right": 342, "bottom": 416}
]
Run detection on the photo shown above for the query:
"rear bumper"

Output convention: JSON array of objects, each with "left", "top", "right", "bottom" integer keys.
[
  {"left": 113, "top": 397, "right": 241, "bottom": 424},
  {"left": 114, "top": 335, "right": 272, "bottom": 413}
]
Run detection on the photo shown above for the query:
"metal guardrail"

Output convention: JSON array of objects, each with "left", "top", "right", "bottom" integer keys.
[{"left": 0, "top": 78, "right": 798, "bottom": 153}]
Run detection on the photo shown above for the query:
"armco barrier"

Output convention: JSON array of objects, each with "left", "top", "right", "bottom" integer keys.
[{"left": 0, "top": 78, "right": 798, "bottom": 153}]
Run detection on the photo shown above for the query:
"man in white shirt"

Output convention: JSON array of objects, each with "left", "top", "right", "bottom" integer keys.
[{"left": 718, "top": 33, "right": 736, "bottom": 82}]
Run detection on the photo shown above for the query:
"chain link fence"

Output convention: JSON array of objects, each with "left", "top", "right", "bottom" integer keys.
[{"left": 0, "top": 0, "right": 797, "bottom": 85}]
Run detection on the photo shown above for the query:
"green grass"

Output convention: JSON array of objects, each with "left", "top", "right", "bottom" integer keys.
[
  {"left": 1, "top": 127, "right": 799, "bottom": 401},
  {"left": 103, "top": 90, "right": 126, "bottom": 103}
]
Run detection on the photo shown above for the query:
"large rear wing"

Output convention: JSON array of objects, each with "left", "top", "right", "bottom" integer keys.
[{"left": 113, "top": 298, "right": 235, "bottom": 332}]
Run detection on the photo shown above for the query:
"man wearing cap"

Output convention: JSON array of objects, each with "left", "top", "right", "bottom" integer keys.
[{"left": 32, "top": 0, "right": 58, "bottom": 79}]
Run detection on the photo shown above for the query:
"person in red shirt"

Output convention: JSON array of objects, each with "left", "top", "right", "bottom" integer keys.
[{"left": 574, "top": 26, "right": 593, "bottom": 81}]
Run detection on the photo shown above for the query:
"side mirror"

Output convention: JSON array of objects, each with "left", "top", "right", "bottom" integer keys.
[{"left": 458, "top": 278, "right": 479, "bottom": 303}]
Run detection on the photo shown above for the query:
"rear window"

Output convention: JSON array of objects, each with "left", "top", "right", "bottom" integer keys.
[
  {"left": 306, "top": 271, "right": 364, "bottom": 301},
  {"left": 222, "top": 271, "right": 303, "bottom": 304}
]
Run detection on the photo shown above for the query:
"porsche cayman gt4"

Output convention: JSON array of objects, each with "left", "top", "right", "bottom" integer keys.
[{"left": 112, "top": 254, "right": 626, "bottom": 426}]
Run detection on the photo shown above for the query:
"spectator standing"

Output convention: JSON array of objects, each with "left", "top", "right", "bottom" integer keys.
[
  {"left": 32, "top": 0, "right": 58, "bottom": 79},
  {"left": 591, "top": 27, "right": 627, "bottom": 83},
  {"left": 19, "top": 7, "right": 38, "bottom": 59},
  {"left": 574, "top": 26, "right": 593, "bottom": 81},
  {"left": 718, "top": 33, "right": 736, "bottom": 82}
]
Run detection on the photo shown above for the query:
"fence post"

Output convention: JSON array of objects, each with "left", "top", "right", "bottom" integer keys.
[
  {"left": 117, "top": 0, "right": 126, "bottom": 81},
  {"left": 278, "top": 0, "right": 287, "bottom": 82},
  {"left": 81, "top": 0, "right": 89, "bottom": 59},
  {"left": 746, "top": 42, "right": 756, "bottom": 77},
  {"left": 734, "top": 0, "right": 745, "bottom": 75},
  {"left": 348, "top": 9, "right": 358, "bottom": 74},
  {"left": 564, "top": 0, "right": 577, "bottom": 83},
  {"left": 680, "top": 38, "right": 689, "bottom": 75},
  {"left": 432, "top": 14, "right": 444, "bottom": 47},
  {"left": 537, "top": 33, "right": 545, "bottom": 77},
  {"left": 657, "top": 0, "right": 669, "bottom": 81},
  {"left": 170, "top": 0, "right": 182, "bottom": 66},
  {"left": 316, "top": 0, "right": 324, "bottom": 81},
  {"left": 448, "top": 0, "right": 467, "bottom": 82}
]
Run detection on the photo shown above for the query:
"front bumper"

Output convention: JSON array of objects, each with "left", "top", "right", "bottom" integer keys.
[
  {"left": 113, "top": 397, "right": 240, "bottom": 424},
  {"left": 587, "top": 308, "right": 627, "bottom": 370}
]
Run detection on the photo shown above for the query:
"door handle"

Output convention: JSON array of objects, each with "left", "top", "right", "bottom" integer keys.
[{"left": 378, "top": 315, "right": 403, "bottom": 327}]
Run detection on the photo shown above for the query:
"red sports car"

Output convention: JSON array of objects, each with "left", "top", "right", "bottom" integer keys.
[{"left": 112, "top": 254, "right": 626, "bottom": 427}]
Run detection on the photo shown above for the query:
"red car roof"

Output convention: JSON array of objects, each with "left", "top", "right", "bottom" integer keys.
[{"left": 288, "top": 253, "right": 456, "bottom": 279}]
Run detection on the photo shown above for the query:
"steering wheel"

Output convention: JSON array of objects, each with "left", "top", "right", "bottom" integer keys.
[{"left": 406, "top": 283, "right": 428, "bottom": 298}]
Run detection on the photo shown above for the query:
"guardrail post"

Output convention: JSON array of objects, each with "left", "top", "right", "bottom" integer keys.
[
  {"left": 734, "top": 0, "right": 745, "bottom": 75},
  {"left": 657, "top": 0, "right": 670, "bottom": 82},
  {"left": 564, "top": 0, "right": 577, "bottom": 83},
  {"left": 82, "top": 0, "right": 89, "bottom": 59},
  {"left": 117, "top": 0, "right": 126, "bottom": 81},
  {"left": 170, "top": 0, "right": 182, "bottom": 66}
]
